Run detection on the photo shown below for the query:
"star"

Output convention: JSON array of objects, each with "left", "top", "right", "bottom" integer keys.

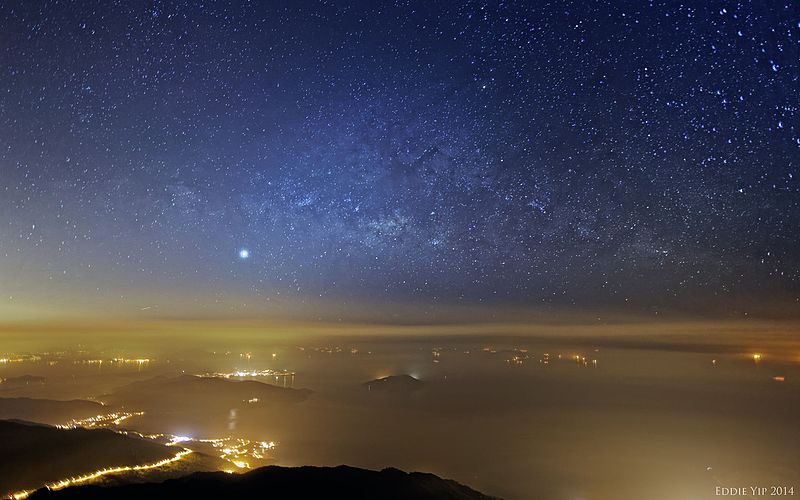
[{"left": 0, "top": 0, "right": 795, "bottom": 316}]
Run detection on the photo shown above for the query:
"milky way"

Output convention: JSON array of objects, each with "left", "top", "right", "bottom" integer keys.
[{"left": 1, "top": 1, "right": 798, "bottom": 316}]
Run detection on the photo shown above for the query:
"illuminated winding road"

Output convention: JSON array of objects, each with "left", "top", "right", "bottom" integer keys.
[{"left": 9, "top": 449, "right": 192, "bottom": 500}]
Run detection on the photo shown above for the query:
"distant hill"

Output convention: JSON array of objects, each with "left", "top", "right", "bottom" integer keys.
[
  {"left": 0, "top": 420, "right": 178, "bottom": 494},
  {"left": 0, "top": 397, "right": 104, "bottom": 425},
  {"left": 27, "top": 465, "right": 499, "bottom": 500},
  {"left": 0, "top": 375, "right": 45, "bottom": 388},
  {"left": 106, "top": 374, "right": 311, "bottom": 410},
  {"left": 364, "top": 374, "right": 425, "bottom": 393}
]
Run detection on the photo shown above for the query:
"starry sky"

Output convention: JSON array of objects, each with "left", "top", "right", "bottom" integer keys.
[{"left": 1, "top": 1, "right": 799, "bottom": 322}]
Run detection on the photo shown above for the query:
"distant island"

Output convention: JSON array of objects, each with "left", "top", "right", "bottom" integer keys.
[
  {"left": 106, "top": 374, "right": 312, "bottom": 409},
  {"left": 0, "top": 376, "right": 45, "bottom": 388},
  {"left": 26, "top": 464, "right": 498, "bottom": 500},
  {"left": 364, "top": 374, "right": 425, "bottom": 393},
  {"left": 0, "top": 398, "right": 104, "bottom": 426}
]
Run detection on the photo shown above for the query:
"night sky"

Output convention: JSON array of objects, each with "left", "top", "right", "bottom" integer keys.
[{"left": 1, "top": 1, "right": 799, "bottom": 320}]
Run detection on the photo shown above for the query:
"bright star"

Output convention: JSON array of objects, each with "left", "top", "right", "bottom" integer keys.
[{"left": 238, "top": 249, "right": 250, "bottom": 259}]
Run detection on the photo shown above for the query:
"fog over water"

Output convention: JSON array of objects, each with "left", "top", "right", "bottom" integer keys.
[{"left": 1, "top": 324, "right": 798, "bottom": 500}]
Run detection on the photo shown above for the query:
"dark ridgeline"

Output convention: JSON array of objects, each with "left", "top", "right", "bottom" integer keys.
[{"left": 27, "top": 465, "right": 499, "bottom": 500}]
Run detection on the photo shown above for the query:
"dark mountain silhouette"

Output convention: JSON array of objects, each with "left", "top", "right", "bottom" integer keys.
[
  {"left": 0, "top": 420, "right": 176, "bottom": 494},
  {"left": 0, "top": 397, "right": 104, "bottom": 425},
  {"left": 106, "top": 375, "right": 311, "bottom": 410},
  {"left": 364, "top": 374, "right": 425, "bottom": 393},
  {"left": 27, "top": 465, "right": 498, "bottom": 500}
]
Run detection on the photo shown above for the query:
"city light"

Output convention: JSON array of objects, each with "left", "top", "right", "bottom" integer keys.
[
  {"left": 200, "top": 369, "right": 294, "bottom": 379},
  {"left": 166, "top": 436, "right": 276, "bottom": 468},
  {"left": 55, "top": 412, "right": 277, "bottom": 475},
  {"left": 58, "top": 412, "right": 145, "bottom": 429}
]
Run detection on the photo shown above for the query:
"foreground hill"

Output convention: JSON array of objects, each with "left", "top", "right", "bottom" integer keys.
[
  {"left": 0, "top": 397, "right": 104, "bottom": 425},
  {"left": 0, "top": 420, "right": 178, "bottom": 494},
  {"left": 27, "top": 465, "right": 498, "bottom": 500}
]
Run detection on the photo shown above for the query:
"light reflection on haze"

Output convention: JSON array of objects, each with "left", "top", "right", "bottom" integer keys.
[{"left": 0, "top": 324, "right": 799, "bottom": 499}]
